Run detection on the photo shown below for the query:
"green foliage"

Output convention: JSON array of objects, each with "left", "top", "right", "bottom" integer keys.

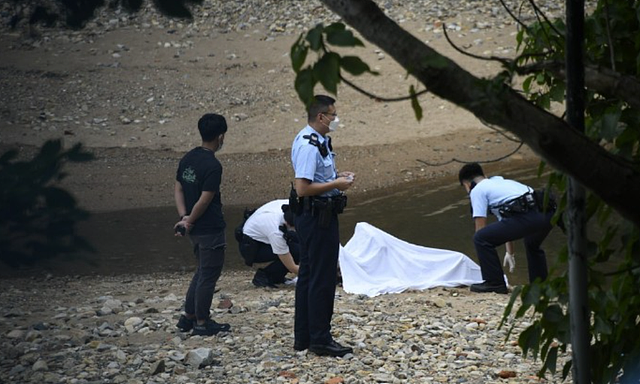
[
  {"left": 0, "top": 140, "right": 95, "bottom": 269},
  {"left": 505, "top": 0, "right": 640, "bottom": 382},
  {"left": 290, "top": 22, "right": 378, "bottom": 109}
]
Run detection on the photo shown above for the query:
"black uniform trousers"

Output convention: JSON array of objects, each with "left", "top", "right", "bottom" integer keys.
[
  {"left": 473, "top": 209, "right": 554, "bottom": 285},
  {"left": 244, "top": 232, "right": 300, "bottom": 284},
  {"left": 294, "top": 209, "right": 340, "bottom": 346}
]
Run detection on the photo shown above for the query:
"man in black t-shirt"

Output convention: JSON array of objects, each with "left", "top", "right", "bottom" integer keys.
[{"left": 173, "top": 113, "right": 231, "bottom": 337}]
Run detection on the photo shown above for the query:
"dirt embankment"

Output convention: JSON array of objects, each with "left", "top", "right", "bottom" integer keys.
[{"left": 0, "top": 0, "right": 545, "bottom": 212}]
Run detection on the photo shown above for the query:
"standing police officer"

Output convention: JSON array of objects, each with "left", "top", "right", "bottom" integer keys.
[
  {"left": 458, "top": 162, "right": 555, "bottom": 294},
  {"left": 290, "top": 95, "right": 355, "bottom": 357}
]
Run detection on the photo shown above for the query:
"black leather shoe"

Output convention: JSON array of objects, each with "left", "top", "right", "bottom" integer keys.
[
  {"left": 470, "top": 282, "right": 508, "bottom": 294},
  {"left": 309, "top": 340, "right": 353, "bottom": 357},
  {"left": 252, "top": 269, "right": 276, "bottom": 288},
  {"left": 293, "top": 341, "right": 309, "bottom": 351}
]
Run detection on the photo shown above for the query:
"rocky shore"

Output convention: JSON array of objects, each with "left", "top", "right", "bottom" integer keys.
[
  {"left": 1, "top": 1, "right": 578, "bottom": 382},
  {"left": 0, "top": 271, "right": 571, "bottom": 384}
]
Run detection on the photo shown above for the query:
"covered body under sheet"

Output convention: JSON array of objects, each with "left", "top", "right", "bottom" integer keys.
[{"left": 339, "top": 222, "right": 483, "bottom": 297}]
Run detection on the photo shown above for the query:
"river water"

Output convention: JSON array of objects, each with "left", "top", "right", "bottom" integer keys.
[{"left": 3, "top": 163, "right": 581, "bottom": 286}]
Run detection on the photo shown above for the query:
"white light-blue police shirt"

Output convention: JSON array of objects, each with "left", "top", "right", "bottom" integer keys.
[
  {"left": 469, "top": 176, "right": 532, "bottom": 220},
  {"left": 291, "top": 125, "right": 339, "bottom": 197}
]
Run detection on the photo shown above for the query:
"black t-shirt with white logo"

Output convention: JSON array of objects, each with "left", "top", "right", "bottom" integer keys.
[{"left": 176, "top": 147, "right": 225, "bottom": 235}]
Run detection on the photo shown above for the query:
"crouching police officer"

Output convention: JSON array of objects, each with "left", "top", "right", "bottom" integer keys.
[
  {"left": 290, "top": 95, "right": 355, "bottom": 357},
  {"left": 458, "top": 162, "right": 556, "bottom": 294},
  {"left": 235, "top": 199, "right": 300, "bottom": 287}
]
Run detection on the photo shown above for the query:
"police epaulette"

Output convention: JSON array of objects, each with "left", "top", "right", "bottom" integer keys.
[{"left": 302, "top": 133, "right": 332, "bottom": 158}]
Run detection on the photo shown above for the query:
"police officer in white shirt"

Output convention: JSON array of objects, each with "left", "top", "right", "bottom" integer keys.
[
  {"left": 458, "top": 162, "right": 555, "bottom": 294},
  {"left": 238, "top": 199, "right": 299, "bottom": 287},
  {"left": 290, "top": 95, "right": 354, "bottom": 357}
]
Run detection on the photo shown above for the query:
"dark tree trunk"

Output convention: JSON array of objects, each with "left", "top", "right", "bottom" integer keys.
[{"left": 321, "top": 0, "right": 640, "bottom": 226}]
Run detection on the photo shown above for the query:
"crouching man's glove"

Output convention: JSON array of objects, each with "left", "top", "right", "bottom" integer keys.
[{"left": 503, "top": 252, "right": 516, "bottom": 273}]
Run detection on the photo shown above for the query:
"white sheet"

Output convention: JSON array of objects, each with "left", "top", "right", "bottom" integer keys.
[{"left": 339, "top": 222, "right": 483, "bottom": 297}]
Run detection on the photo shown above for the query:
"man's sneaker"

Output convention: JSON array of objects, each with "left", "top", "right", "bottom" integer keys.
[
  {"left": 191, "top": 319, "right": 231, "bottom": 336},
  {"left": 176, "top": 314, "right": 195, "bottom": 332},
  {"left": 252, "top": 269, "right": 276, "bottom": 288},
  {"left": 470, "top": 282, "right": 509, "bottom": 294}
]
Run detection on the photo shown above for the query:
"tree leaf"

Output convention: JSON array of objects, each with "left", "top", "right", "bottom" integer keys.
[
  {"left": 340, "top": 56, "right": 373, "bottom": 76},
  {"left": 44, "top": 187, "right": 77, "bottom": 208},
  {"left": 290, "top": 34, "right": 309, "bottom": 73},
  {"left": 539, "top": 346, "right": 558, "bottom": 375},
  {"left": 313, "top": 52, "right": 341, "bottom": 94},
  {"left": 519, "top": 324, "right": 541, "bottom": 357},
  {"left": 0, "top": 149, "right": 18, "bottom": 164},
  {"left": 542, "top": 304, "right": 564, "bottom": 323},
  {"left": 306, "top": 24, "right": 324, "bottom": 51},
  {"left": 326, "top": 23, "right": 364, "bottom": 47},
  {"left": 600, "top": 108, "right": 623, "bottom": 141},
  {"left": 522, "top": 76, "right": 534, "bottom": 93},
  {"left": 66, "top": 143, "right": 95, "bottom": 162},
  {"left": 294, "top": 68, "right": 316, "bottom": 107}
]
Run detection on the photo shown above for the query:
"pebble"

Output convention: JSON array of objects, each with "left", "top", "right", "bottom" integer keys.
[{"left": 0, "top": 271, "right": 572, "bottom": 383}]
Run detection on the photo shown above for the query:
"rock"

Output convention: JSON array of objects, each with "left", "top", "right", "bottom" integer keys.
[
  {"left": 217, "top": 298, "right": 233, "bottom": 309},
  {"left": 124, "top": 316, "right": 143, "bottom": 332},
  {"left": 116, "top": 349, "right": 127, "bottom": 361},
  {"left": 498, "top": 370, "right": 517, "bottom": 378},
  {"left": 185, "top": 348, "right": 214, "bottom": 368},
  {"left": 433, "top": 298, "right": 447, "bottom": 308},
  {"left": 98, "top": 306, "right": 113, "bottom": 316},
  {"left": 6, "top": 329, "right": 26, "bottom": 339},
  {"left": 32, "top": 359, "right": 48, "bottom": 371},
  {"left": 149, "top": 359, "right": 165, "bottom": 375},
  {"left": 25, "top": 330, "right": 42, "bottom": 341}
]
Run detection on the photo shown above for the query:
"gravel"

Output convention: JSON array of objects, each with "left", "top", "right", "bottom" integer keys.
[{"left": 0, "top": 271, "right": 572, "bottom": 383}]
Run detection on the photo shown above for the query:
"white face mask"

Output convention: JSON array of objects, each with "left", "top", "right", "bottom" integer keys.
[{"left": 328, "top": 116, "right": 340, "bottom": 132}]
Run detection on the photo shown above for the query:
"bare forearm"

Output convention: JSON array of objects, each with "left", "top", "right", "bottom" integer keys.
[
  {"left": 295, "top": 176, "right": 353, "bottom": 197},
  {"left": 474, "top": 217, "right": 487, "bottom": 232},
  {"left": 278, "top": 253, "right": 299, "bottom": 274},
  {"left": 186, "top": 200, "right": 209, "bottom": 224},
  {"left": 295, "top": 179, "right": 335, "bottom": 197},
  {"left": 184, "top": 190, "right": 215, "bottom": 225},
  {"left": 174, "top": 182, "right": 187, "bottom": 217}
]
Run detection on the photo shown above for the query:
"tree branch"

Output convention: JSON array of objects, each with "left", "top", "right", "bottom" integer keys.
[
  {"left": 442, "top": 23, "right": 510, "bottom": 65},
  {"left": 515, "top": 61, "right": 640, "bottom": 110},
  {"left": 339, "top": 74, "right": 428, "bottom": 102},
  {"left": 416, "top": 142, "right": 524, "bottom": 166},
  {"left": 498, "top": 0, "right": 533, "bottom": 35},
  {"left": 320, "top": 0, "right": 640, "bottom": 226},
  {"left": 527, "top": 0, "right": 563, "bottom": 39}
]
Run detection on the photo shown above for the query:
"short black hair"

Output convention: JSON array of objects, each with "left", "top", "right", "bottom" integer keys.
[
  {"left": 458, "top": 162, "right": 484, "bottom": 185},
  {"left": 198, "top": 113, "right": 227, "bottom": 142},
  {"left": 282, "top": 204, "right": 295, "bottom": 227},
  {"left": 307, "top": 95, "right": 336, "bottom": 122}
]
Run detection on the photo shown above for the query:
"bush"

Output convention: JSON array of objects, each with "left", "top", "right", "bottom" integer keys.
[{"left": 0, "top": 140, "right": 95, "bottom": 268}]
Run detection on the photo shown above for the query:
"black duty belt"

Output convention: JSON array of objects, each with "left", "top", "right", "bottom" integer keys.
[{"left": 497, "top": 192, "right": 537, "bottom": 218}]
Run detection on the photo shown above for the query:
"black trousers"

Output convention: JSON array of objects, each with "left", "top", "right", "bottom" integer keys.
[
  {"left": 185, "top": 232, "right": 226, "bottom": 321},
  {"left": 294, "top": 209, "right": 340, "bottom": 345},
  {"left": 242, "top": 233, "right": 300, "bottom": 284},
  {"left": 473, "top": 209, "right": 554, "bottom": 285}
]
